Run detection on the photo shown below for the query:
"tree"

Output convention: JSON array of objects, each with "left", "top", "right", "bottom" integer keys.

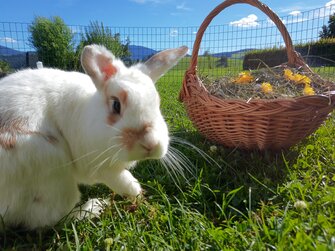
[
  {"left": 319, "top": 13, "right": 335, "bottom": 39},
  {"left": 0, "top": 60, "right": 11, "bottom": 73},
  {"left": 78, "top": 21, "right": 130, "bottom": 60},
  {"left": 0, "top": 60, "right": 11, "bottom": 78},
  {"left": 29, "top": 16, "right": 74, "bottom": 70}
]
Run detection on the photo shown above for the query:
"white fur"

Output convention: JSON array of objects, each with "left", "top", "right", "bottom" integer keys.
[{"left": 0, "top": 44, "right": 188, "bottom": 229}]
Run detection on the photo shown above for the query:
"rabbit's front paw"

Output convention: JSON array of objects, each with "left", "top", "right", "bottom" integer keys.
[
  {"left": 123, "top": 179, "right": 142, "bottom": 199},
  {"left": 98, "top": 169, "right": 142, "bottom": 200}
]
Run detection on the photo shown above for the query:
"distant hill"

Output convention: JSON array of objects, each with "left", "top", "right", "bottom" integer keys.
[
  {"left": 0, "top": 44, "right": 157, "bottom": 61},
  {"left": 0, "top": 44, "right": 157, "bottom": 67},
  {"left": 128, "top": 45, "right": 157, "bottom": 61},
  {"left": 0, "top": 45, "right": 38, "bottom": 69},
  {"left": 1, "top": 44, "right": 254, "bottom": 68},
  {"left": 210, "top": 48, "right": 255, "bottom": 59},
  {"left": 0, "top": 45, "right": 24, "bottom": 56}
]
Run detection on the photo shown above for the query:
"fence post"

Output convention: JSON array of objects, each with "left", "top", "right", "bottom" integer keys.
[{"left": 25, "top": 52, "right": 29, "bottom": 68}]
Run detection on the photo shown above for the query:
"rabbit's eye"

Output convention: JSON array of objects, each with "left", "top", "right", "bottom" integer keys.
[
  {"left": 110, "top": 97, "right": 121, "bottom": 114},
  {"left": 113, "top": 99, "right": 121, "bottom": 114}
]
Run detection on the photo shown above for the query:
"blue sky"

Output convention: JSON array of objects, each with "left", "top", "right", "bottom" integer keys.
[
  {"left": 1, "top": 0, "right": 335, "bottom": 53},
  {"left": 1, "top": 0, "right": 334, "bottom": 27}
]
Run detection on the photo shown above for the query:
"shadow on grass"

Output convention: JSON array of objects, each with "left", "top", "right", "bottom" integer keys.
[
  {"left": 133, "top": 128, "right": 303, "bottom": 223},
  {"left": 0, "top": 129, "right": 306, "bottom": 249}
]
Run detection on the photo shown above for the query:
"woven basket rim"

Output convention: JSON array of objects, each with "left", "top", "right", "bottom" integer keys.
[{"left": 184, "top": 85, "right": 334, "bottom": 108}]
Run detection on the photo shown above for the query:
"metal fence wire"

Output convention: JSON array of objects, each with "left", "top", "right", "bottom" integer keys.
[{"left": 0, "top": 3, "right": 335, "bottom": 82}]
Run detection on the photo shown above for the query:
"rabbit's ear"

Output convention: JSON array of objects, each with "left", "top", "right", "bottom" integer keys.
[
  {"left": 81, "top": 45, "right": 118, "bottom": 90},
  {"left": 138, "top": 46, "right": 188, "bottom": 83}
]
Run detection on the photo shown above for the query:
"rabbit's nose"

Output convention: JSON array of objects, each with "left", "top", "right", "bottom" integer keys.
[
  {"left": 140, "top": 139, "right": 166, "bottom": 159},
  {"left": 140, "top": 141, "right": 158, "bottom": 153}
]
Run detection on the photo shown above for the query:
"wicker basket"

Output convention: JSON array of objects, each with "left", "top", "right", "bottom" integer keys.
[{"left": 180, "top": 0, "right": 335, "bottom": 150}]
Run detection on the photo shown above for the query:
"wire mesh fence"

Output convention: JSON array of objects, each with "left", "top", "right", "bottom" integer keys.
[{"left": 0, "top": 3, "right": 335, "bottom": 82}]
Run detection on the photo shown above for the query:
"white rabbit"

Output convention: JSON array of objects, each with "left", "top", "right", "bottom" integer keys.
[{"left": 0, "top": 44, "right": 188, "bottom": 229}]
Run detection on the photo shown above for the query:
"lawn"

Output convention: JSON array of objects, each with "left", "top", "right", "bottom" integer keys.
[{"left": 1, "top": 59, "right": 335, "bottom": 250}]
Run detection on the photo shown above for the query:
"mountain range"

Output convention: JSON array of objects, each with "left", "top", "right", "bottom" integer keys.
[
  {"left": 210, "top": 48, "right": 254, "bottom": 59},
  {"left": 0, "top": 45, "right": 253, "bottom": 67},
  {"left": 127, "top": 45, "right": 157, "bottom": 61},
  {"left": 0, "top": 45, "right": 158, "bottom": 61},
  {"left": 1, "top": 44, "right": 253, "bottom": 58},
  {"left": 0, "top": 45, "right": 25, "bottom": 56}
]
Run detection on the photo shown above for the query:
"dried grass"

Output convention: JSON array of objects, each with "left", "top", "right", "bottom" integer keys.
[{"left": 201, "top": 65, "right": 330, "bottom": 100}]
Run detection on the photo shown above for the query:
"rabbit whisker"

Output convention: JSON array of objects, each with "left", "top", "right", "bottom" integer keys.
[
  {"left": 63, "top": 150, "right": 100, "bottom": 167},
  {"left": 90, "top": 156, "right": 113, "bottom": 177},
  {"left": 106, "top": 124, "right": 122, "bottom": 133},
  {"left": 44, "top": 149, "right": 101, "bottom": 174},
  {"left": 167, "top": 146, "right": 195, "bottom": 177},
  {"left": 107, "top": 135, "right": 122, "bottom": 146},
  {"left": 90, "top": 147, "right": 123, "bottom": 177},
  {"left": 149, "top": 136, "right": 221, "bottom": 189},
  {"left": 108, "top": 148, "right": 122, "bottom": 167},
  {"left": 170, "top": 136, "right": 222, "bottom": 169},
  {"left": 87, "top": 143, "right": 121, "bottom": 166},
  {"left": 159, "top": 157, "right": 184, "bottom": 191}
]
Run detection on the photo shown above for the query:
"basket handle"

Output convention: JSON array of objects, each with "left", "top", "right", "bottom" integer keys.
[{"left": 187, "top": 0, "right": 308, "bottom": 74}]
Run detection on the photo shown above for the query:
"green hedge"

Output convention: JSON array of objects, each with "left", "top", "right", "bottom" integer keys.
[{"left": 243, "top": 38, "right": 335, "bottom": 70}]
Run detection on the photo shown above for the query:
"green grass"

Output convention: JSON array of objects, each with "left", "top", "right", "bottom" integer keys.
[{"left": 1, "top": 62, "right": 335, "bottom": 250}]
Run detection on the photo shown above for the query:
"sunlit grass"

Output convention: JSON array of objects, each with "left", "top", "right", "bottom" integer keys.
[{"left": 1, "top": 59, "right": 335, "bottom": 250}]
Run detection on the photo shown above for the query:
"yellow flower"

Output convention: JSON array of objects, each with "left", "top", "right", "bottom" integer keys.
[
  {"left": 303, "top": 85, "right": 315, "bottom": 95},
  {"left": 283, "top": 69, "right": 294, "bottom": 80},
  {"left": 234, "top": 72, "right": 254, "bottom": 84},
  {"left": 293, "top": 74, "right": 304, "bottom": 83},
  {"left": 261, "top": 82, "right": 273, "bottom": 94},
  {"left": 300, "top": 75, "right": 311, "bottom": 85},
  {"left": 293, "top": 74, "right": 311, "bottom": 85},
  {"left": 283, "top": 69, "right": 311, "bottom": 85}
]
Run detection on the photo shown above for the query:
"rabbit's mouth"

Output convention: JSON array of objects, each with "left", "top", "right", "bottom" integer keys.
[
  {"left": 120, "top": 124, "right": 169, "bottom": 161},
  {"left": 141, "top": 141, "right": 168, "bottom": 160},
  {"left": 124, "top": 141, "right": 168, "bottom": 161}
]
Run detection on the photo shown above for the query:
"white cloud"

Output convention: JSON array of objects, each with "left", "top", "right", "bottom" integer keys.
[
  {"left": 324, "top": 0, "right": 335, "bottom": 16},
  {"left": 176, "top": 3, "right": 191, "bottom": 11},
  {"left": 287, "top": 17, "right": 308, "bottom": 24},
  {"left": 269, "top": 1, "right": 335, "bottom": 27},
  {"left": 289, "top": 10, "right": 301, "bottom": 16},
  {"left": 0, "top": 37, "right": 17, "bottom": 43},
  {"left": 277, "top": 1, "right": 335, "bottom": 21},
  {"left": 230, "top": 14, "right": 259, "bottom": 28},
  {"left": 325, "top": 0, "right": 335, "bottom": 8},
  {"left": 309, "top": 1, "right": 335, "bottom": 19},
  {"left": 278, "top": 4, "right": 323, "bottom": 14},
  {"left": 278, "top": 7, "right": 298, "bottom": 13},
  {"left": 170, "top": 29, "right": 178, "bottom": 37},
  {"left": 266, "top": 15, "right": 308, "bottom": 27}
]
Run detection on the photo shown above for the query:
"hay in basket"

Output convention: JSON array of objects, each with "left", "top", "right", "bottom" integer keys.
[{"left": 179, "top": 0, "right": 335, "bottom": 151}]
